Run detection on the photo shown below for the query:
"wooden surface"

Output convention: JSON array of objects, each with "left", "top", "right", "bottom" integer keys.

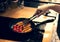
[
  {"left": 0, "top": 7, "right": 37, "bottom": 18},
  {"left": 0, "top": 7, "right": 58, "bottom": 42}
]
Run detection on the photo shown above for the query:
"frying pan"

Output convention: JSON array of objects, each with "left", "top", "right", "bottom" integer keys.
[
  {"left": 9, "top": 10, "right": 56, "bottom": 41},
  {"left": 9, "top": 10, "right": 43, "bottom": 41}
]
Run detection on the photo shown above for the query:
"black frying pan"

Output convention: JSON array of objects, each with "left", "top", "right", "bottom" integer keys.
[
  {"left": 9, "top": 18, "right": 46, "bottom": 41},
  {"left": 8, "top": 10, "right": 44, "bottom": 41},
  {"left": 9, "top": 17, "right": 55, "bottom": 41},
  {"left": 9, "top": 10, "right": 56, "bottom": 41}
]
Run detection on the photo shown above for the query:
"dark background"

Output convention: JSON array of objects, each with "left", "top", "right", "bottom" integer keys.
[
  {"left": 57, "top": 14, "right": 60, "bottom": 39},
  {"left": 0, "top": 0, "right": 40, "bottom": 13}
]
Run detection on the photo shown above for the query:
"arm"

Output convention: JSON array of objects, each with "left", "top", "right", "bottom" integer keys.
[
  {"left": 37, "top": 4, "right": 60, "bottom": 15},
  {"left": 49, "top": 4, "right": 60, "bottom": 13}
]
